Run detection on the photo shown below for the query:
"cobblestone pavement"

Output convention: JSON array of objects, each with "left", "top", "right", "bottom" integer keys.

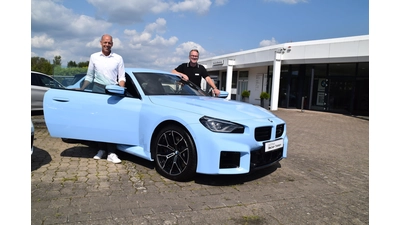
[{"left": 31, "top": 109, "right": 369, "bottom": 225}]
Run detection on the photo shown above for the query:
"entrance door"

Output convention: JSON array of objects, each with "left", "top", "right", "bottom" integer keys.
[
  {"left": 327, "top": 77, "right": 354, "bottom": 114},
  {"left": 237, "top": 80, "right": 248, "bottom": 102},
  {"left": 237, "top": 71, "right": 249, "bottom": 101}
]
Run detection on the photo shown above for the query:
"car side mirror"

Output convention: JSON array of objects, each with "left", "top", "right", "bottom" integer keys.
[
  {"left": 105, "top": 85, "right": 125, "bottom": 95},
  {"left": 218, "top": 91, "right": 229, "bottom": 98}
]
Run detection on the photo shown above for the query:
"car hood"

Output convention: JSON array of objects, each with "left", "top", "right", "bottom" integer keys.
[{"left": 149, "top": 96, "right": 278, "bottom": 121}]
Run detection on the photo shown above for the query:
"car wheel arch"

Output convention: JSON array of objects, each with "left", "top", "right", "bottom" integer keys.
[
  {"left": 150, "top": 120, "right": 198, "bottom": 181},
  {"left": 150, "top": 120, "right": 195, "bottom": 158}
]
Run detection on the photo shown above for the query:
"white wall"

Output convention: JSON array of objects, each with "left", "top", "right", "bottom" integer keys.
[{"left": 200, "top": 35, "right": 369, "bottom": 71}]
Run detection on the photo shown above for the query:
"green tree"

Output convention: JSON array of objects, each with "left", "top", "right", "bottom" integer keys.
[
  {"left": 77, "top": 61, "right": 89, "bottom": 68},
  {"left": 31, "top": 57, "right": 53, "bottom": 75},
  {"left": 67, "top": 61, "right": 77, "bottom": 67},
  {"left": 53, "top": 55, "right": 62, "bottom": 66},
  {"left": 53, "top": 67, "right": 87, "bottom": 76}
]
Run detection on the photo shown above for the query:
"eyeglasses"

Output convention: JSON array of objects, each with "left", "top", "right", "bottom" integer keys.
[{"left": 190, "top": 55, "right": 199, "bottom": 58}]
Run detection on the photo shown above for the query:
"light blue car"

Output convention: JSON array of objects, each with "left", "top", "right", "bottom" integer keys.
[{"left": 44, "top": 68, "right": 288, "bottom": 181}]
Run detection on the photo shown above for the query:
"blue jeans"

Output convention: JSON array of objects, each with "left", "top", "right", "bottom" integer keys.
[{"left": 98, "top": 142, "right": 116, "bottom": 154}]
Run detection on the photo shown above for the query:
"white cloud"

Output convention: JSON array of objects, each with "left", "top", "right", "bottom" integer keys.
[
  {"left": 128, "top": 43, "right": 142, "bottom": 50},
  {"left": 170, "top": 0, "right": 212, "bottom": 14},
  {"left": 263, "top": 0, "right": 308, "bottom": 4},
  {"left": 124, "top": 30, "right": 139, "bottom": 36},
  {"left": 145, "top": 18, "right": 167, "bottom": 34},
  {"left": 149, "top": 36, "right": 179, "bottom": 46},
  {"left": 174, "top": 41, "right": 206, "bottom": 56},
  {"left": 150, "top": 1, "right": 171, "bottom": 13},
  {"left": 259, "top": 38, "right": 278, "bottom": 47},
  {"left": 124, "top": 18, "right": 177, "bottom": 47},
  {"left": 30, "top": 0, "right": 219, "bottom": 71},
  {"left": 87, "top": 0, "right": 214, "bottom": 22},
  {"left": 85, "top": 36, "right": 124, "bottom": 49},
  {"left": 112, "top": 38, "right": 124, "bottom": 49},
  {"left": 31, "top": 34, "right": 54, "bottom": 49},
  {"left": 215, "top": 0, "right": 229, "bottom": 6},
  {"left": 31, "top": 0, "right": 112, "bottom": 37},
  {"left": 71, "top": 15, "right": 112, "bottom": 34},
  {"left": 87, "top": 0, "right": 170, "bottom": 24},
  {"left": 31, "top": 0, "right": 73, "bottom": 27}
]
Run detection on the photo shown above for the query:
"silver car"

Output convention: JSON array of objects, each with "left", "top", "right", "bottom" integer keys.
[
  {"left": 31, "top": 71, "right": 64, "bottom": 111},
  {"left": 31, "top": 120, "right": 34, "bottom": 155}
]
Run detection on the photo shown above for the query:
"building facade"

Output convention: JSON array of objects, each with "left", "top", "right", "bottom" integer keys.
[{"left": 199, "top": 35, "right": 369, "bottom": 116}]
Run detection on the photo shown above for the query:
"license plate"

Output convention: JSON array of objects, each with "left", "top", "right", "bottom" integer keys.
[{"left": 264, "top": 139, "right": 283, "bottom": 152}]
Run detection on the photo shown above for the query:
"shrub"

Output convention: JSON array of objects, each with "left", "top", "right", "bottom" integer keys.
[
  {"left": 260, "top": 92, "right": 270, "bottom": 99},
  {"left": 241, "top": 90, "right": 250, "bottom": 97}
]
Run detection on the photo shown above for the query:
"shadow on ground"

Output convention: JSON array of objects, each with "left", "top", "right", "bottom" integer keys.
[
  {"left": 31, "top": 147, "right": 52, "bottom": 171},
  {"left": 193, "top": 163, "right": 280, "bottom": 186},
  {"left": 55, "top": 143, "right": 281, "bottom": 186}
]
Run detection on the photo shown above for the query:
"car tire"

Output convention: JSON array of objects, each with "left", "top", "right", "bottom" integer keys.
[{"left": 152, "top": 125, "right": 197, "bottom": 181}]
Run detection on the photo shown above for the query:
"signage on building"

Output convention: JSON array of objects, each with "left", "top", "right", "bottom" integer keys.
[{"left": 212, "top": 60, "right": 224, "bottom": 66}]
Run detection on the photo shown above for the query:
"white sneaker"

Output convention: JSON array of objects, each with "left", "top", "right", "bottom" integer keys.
[
  {"left": 93, "top": 150, "right": 105, "bottom": 159},
  {"left": 107, "top": 153, "right": 121, "bottom": 164}
]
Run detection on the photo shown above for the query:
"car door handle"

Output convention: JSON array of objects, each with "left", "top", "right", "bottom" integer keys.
[{"left": 52, "top": 97, "right": 69, "bottom": 102}]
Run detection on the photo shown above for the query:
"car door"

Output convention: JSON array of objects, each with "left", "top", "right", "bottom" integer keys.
[{"left": 43, "top": 88, "right": 142, "bottom": 145}]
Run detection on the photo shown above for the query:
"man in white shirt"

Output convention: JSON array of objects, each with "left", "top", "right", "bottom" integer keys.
[
  {"left": 81, "top": 34, "right": 125, "bottom": 163},
  {"left": 81, "top": 34, "right": 125, "bottom": 92}
]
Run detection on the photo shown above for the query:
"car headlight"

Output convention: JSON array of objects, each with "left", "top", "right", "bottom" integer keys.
[{"left": 199, "top": 116, "right": 244, "bottom": 133}]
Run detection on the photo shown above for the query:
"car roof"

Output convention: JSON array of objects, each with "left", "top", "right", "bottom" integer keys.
[
  {"left": 31, "top": 71, "right": 50, "bottom": 76},
  {"left": 125, "top": 68, "right": 175, "bottom": 75},
  {"left": 31, "top": 71, "right": 65, "bottom": 87}
]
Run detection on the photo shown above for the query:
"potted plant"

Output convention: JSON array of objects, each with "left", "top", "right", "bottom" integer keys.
[
  {"left": 241, "top": 90, "right": 250, "bottom": 102},
  {"left": 260, "top": 91, "right": 270, "bottom": 108}
]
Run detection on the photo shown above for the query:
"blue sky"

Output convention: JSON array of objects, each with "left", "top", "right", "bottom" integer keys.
[{"left": 30, "top": 0, "right": 369, "bottom": 72}]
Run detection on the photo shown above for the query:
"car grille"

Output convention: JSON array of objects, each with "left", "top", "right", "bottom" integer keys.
[
  {"left": 219, "top": 147, "right": 283, "bottom": 170},
  {"left": 254, "top": 126, "right": 272, "bottom": 141},
  {"left": 250, "top": 148, "right": 283, "bottom": 170}
]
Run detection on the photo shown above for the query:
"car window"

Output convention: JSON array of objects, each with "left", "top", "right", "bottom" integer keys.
[
  {"left": 71, "top": 74, "right": 86, "bottom": 85},
  {"left": 124, "top": 73, "right": 141, "bottom": 98},
  {"left": 61, "top": 77, "right": 74, "bottom": 86},
  {"left": 31, "top": 73, "right": 41, "bottom": 86},
  {"left": 77, "top": 79, "right": 94, "bottom": 91},
  {"left": 68, "top": 73, "right": 141, "bottom": 99},
  {"left": 134, "top": 72, "right": 207, "bottom": 96},
  {"left": 38, "top": 75, "right": 63, "bottom": 88}
]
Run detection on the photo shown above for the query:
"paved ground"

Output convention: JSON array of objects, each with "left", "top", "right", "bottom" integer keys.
[{"left": 31, "top": 109, "right": 369, "bottom": 225}]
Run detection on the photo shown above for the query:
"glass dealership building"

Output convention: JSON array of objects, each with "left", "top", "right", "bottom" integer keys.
[{"left": 199, "top": 35, "right": 369, "bottom": 116}]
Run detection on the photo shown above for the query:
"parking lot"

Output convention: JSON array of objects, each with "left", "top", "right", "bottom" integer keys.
[{"left": 31, "top": 109, "right": 369, "bottom": 225}]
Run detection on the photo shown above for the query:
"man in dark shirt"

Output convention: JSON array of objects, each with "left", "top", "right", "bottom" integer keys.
[{"left": 172, "top": 49, "right": 220, "bottom": 96}]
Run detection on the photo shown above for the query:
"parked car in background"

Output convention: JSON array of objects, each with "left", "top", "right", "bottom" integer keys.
[
  {"left": 31, "top": 71, "right": 65, "bottom": 112},
  {"left": 44, "top": 68, "right": 288, "bottom": 181},
  {"left": 67, "top": 73, "right": 93, "bottom": 90},
  {"left": 31, "top": 120, "right": 34, "bottom": 155}
]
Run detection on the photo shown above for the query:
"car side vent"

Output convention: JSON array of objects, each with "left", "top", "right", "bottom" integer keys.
[
  {"left": 275, "top": 124, "right": 285, "bottom": 138},
  {"left": 254, "top": 126, "right": 272, "bottom": 141}
]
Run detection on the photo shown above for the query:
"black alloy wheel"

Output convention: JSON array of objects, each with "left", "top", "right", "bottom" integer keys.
[{"left": 153, "top": 125, "right": 197, "bottom": 181}]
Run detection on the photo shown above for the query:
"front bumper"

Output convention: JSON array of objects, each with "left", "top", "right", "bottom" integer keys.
[{"left": 191, "top": 123, "right": 288, "bottom": 175}]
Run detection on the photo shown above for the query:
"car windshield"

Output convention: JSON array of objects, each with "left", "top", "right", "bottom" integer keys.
[{"left": 133, "top": 72, "right": 208, "bottom": 96}]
